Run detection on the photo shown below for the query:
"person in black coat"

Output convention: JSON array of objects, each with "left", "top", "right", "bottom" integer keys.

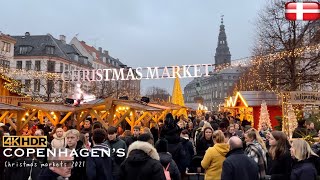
[
  {"left": 86, "top": 129, "right": 113, "bottom": 180},
  {"left": 196, "top": 127, "right": 214, "bottom": 156},
  {"left": 38, "top": 148, "right": 74, "bottom": 180},
  {"left": 161, "top": 113, "right": 187, "bottom": 174},
  {"left": 180, "top": 129, "right": 195, "bottom": 168},
  {"left": 119, "top": 140, "right": 166, "bottom": 180},
  {"left": 267, "top": 131, "right": 292, "bottom": 180},
  {"left": 65, "top": 129, "right": 87, "bottom": 180},
  {"left": 292, "top": 120, "right": 308, "bottom": 138},
  {"left": 290, "top": 139, "right": 319, "bottom": 180},
  {"left": 221, "top": 136, "right": 259, "bottom": 180},
  {"left": 155, "top": 138, "right": 181, "bottom": 180}
]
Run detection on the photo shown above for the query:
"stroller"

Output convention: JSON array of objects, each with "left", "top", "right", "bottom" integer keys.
[{"left": 185, "top": 155, "right": 205, "bottom": 180}]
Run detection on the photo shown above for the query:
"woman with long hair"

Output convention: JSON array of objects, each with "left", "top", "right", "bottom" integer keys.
[
  {"left": 267, "top": 131, "right": 292, "bottom": 180},
  {"left": 201, "top": 130, "right": 229, "bottom": 180},
  {"left": 290, "top": 139, "right": 319, "bottom": 180},
  {"left": 244, "top": 128, "right": 268, "bottom": 179},
  {"left": 196, "top": 127, "right": 214, "bottom": 156}
]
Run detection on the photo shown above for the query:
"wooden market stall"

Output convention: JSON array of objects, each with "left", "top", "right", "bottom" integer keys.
[
  {"left": 0, "top": 103, "right": 25, "bottom": 131},
  {"left": 224, "top": 91, "right": 282, "bottom": 129}
]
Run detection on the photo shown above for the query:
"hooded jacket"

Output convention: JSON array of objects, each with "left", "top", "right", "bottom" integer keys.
[
  {"left": 201, "top": 143, "right": 229, "bottom": 180},
  {"left": 119, "top": 141, "right": 166, "bottom": 180},
  {"left": 51, "top": 133, "right": 66, "bottom": 149},
  {"left": 158, "top": 152, "right": 181, "bottom": 180},
  {"left": 291, "top": 157, "right": 318, "bottom": 180},
  {"left": 86, "top": 144, "right": 113, "bottom": 180}
]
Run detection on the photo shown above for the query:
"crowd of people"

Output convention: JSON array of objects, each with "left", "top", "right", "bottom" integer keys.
[{"left": 0, "top": 112, "right": 320, "bottom": 180}]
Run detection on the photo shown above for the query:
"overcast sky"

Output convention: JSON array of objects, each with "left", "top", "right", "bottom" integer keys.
[{"left": 1, "top": 0, "right": 266, "bottom": 95}]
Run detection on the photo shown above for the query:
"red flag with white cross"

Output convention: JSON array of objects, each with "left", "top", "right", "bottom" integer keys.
[{"left": 285, "top": 1, "right": 320, "bottom": 21}]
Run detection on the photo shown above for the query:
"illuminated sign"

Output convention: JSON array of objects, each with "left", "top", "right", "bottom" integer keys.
[{"left": 61, "top": 64, "right": 214, "bottom": 82}]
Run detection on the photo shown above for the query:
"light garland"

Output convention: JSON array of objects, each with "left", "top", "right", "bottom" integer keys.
[{"left": 286, "top": 103, "right": 298, "bottom": 139}]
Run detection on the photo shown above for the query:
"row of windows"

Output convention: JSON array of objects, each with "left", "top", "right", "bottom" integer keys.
[
  {"left": 0, "top": 60, "right": 10, "bottom": 68},
  {"left": 23, "top": 79, "right": 68, "bottom": 93},
  {"left": 15, "top": 60, "right": 78, "bottom": 72},
  {"left": 1, "top": 41, "right": 11, "bottom": 53}
]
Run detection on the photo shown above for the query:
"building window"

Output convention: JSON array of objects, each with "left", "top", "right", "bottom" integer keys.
[
  {"left": 228, "top": 76, "right": 231, "bottom": 80},
  {"left": 47, "top": 80, "right": 54, "bottom": 94},
  {"left": 34, "top": 79, "right": 40, "bottom": 92},
  {"left": 64, "top": 82, "right": 69, "bottom": 93},
  {"left": 59, "top": 80, "right": 63, "bottom": 93},
  {"left": 65, "top": 64, "right": 69, "bottom": 71},
  {"left": 2, "top": 42, "right": 11, "bottom": 52},
  {"left": 25, "top": 79, "right": 31, "bottom": 92},
  {"left": 16, "top": 61, "right": 22, "bottom": 69},
  {"left": 233, "top": 76, "right": 237, "bottom": 79},
  {"left": 47, "top": 61, "right": 55, "bottom": 72},
  {"left": 229, "top": 82, "right": 233, "bottom": 86},
  {"left": 225, "top": 92, "right": 227, "bottom": 97},
  {"left": 224, "top": 82, "right": 227, "bottom": 86},
  {"left": 60, "top": 63, "right": 63, "bottom": 72},
  {"left": 19, "top": 46, "right": 30, "bottom": 54},
  {"left": 0, "top": 60, "right": 10, "bottom": 68},
  {"left": 26, "top": 61, "right": 32, "bottom": 71},
  {"left": 35, "top": 61, "right": 41, "bottom": 71},
  {"left": 46, "top": 46, "right": 55, "bottom": 55}
]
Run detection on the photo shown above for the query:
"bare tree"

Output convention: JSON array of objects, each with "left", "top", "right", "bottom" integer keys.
[
  {"left": 237, "top": 0, "right": 320, "bottom": 92},
  {"left": 145, "top": 86, "right": 170, "bottom": 102}
]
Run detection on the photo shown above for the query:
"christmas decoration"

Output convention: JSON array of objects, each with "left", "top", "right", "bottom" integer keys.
[
  {"left": 258, "top": 101, "right": 272, "bottom": 131},
  {"left": 287, "top": 103, "right": 298, "bottom": 139},
  {"left": 171, "top": 76, "right": 187, "bottom": 117}
]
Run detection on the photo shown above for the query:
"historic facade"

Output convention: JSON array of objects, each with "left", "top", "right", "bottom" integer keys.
[
  {"left": 184, "top": 18, "right": 242, "bottom": 111},
  {"left": 1, "top": 32, "right": 140, "bottom": 101}
]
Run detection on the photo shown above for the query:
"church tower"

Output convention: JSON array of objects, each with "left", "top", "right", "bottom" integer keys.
[{"left": 214, "top": 16, "right": 231, "bottom": 65}]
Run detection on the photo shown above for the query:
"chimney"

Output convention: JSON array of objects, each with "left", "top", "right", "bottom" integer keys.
[
  {"left": 59, "top": 35, "right": 66, "bottom": 43},
  {"left": 98, "top": 47, "right": 102, "bottom": 53},
  {"left": 25, "top": 32, "right": 30, "bottom": 36},
  {"left": 103, "top": 50, "right": 109, "bottom": 56}
]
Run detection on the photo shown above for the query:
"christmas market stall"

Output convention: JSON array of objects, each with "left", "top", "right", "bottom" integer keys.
[
  {"left": 223, "top": 91, "right": 282, "bottom": 129},
  {"left": 0, "top": 103, "right": 25, "bottom": 131}
]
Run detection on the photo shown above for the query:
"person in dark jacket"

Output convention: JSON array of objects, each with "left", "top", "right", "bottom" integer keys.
[
  {"left": 292, "top": 120, "right": 308, "bottom": 138},
  {"left": 221, "top": 136, "right": 259, "bottom": 180},
  {"left": 38, "top": 148, "right": 74, "bottom": 180},
  {"left": 161, "top": 113, "right": 187, "bottom": 174},
  {"left": 180, "top": 129, "right": 195, "bottom": 168},
  {"left": 267, "top": 131, "right": 292, "bottom": 180},
  {"left": 65, "top": 129, "right": 87, "bottom": 180},
  {"left": 196, "top": 127, "right": 214, "bottom": 156},
  {"left": 105, "top": 126, "right": 127, "bottom": 180},
  {"left": 119, "top": 140, "right": 166, "bottom": 180},
  {"left": 290, "top": 139, "right": 319, "bottom": 180},
  {"left": 155, "top": 138, "right": 181, "bottom": 180},
  {"left": 86, "top": 129, "right": 113, "bottom": 180}
]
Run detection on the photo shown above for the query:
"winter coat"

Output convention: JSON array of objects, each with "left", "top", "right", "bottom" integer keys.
[
  {"left": 168, "top": 141, "right": 187, "bottom": 173},
  {"left": 292, "top": 126, "right": 308, "bottom": 138},
  {"left": 180, "top": 137, "right": 195, "bottom": 168},
  {"left": 120, "top": 136, "right": 134, "bottom": 147},
  {"left": 196, "top": 137, "right": 214, "bottom": 156},
  {"left": 51, "top": 133, "right": 66, "bottom": 149},
  {"left": 245, "top": 142, "right": 267, "bottom": 179},
  {"left": 38, "top": 167, "right": 68, "bottom": 180},
  {"left": 221, "top": 148, "right": 259, "bottom": 180},
  {"left": 312, "top": 143, "right": 320, "bottom": 156},
  {"left": 158, "top": 152, "right": 181, "bottom": 180},
  {"left": 201, "top": 143, "right": 229, "bottom": 180},
  {"left": 105, "top": 137, "right": 127, "bottom": 180},
  {"left": 4, "top": 157, "right": 42, "bottom": 180},
  {"left": 267, "top": 151, "right": 292, "bottom": 180},
  {"left": 291, "top": 158, "right": 317, "bottom": 180},
  {"left": 86, "top": 144, "right": 114, "bottom": 180},
  {"left": 66, "top": 140, "right": 87, "bottom": 180},
  {"left": 119, "top": 141, "right": 166, "bottom": 180}
]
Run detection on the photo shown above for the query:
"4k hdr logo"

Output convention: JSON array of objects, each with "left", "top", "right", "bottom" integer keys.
[
  {"left": 3, "top": 136, "right": 47, "bottom": 147},
  {"left": 285, "top": 1, "right": 320, "bottom": 21}
]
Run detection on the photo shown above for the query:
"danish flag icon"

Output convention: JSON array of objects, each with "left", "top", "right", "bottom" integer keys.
[{"left": 285, "top": 1, "right": 320, "bottom": 21}]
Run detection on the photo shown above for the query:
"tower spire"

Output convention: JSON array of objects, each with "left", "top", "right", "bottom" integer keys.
[{"left": 214, "top": 16, "right": 231, "bottom": 65}]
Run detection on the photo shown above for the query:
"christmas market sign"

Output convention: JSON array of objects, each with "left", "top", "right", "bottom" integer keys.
[
  {"left": 287, "top": 91, "right": 320, "bottom": 105},
  {"left": 61, "top": 64, "right": 214, "bottom": 82}
]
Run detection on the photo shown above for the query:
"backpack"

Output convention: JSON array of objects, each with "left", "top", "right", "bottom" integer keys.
[{"left": 163, "top": 163, "right": 171, "bottom": 180}]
